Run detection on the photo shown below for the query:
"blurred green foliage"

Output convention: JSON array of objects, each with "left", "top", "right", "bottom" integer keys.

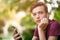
[
  {"left": 0, "top": 0, "right": 38, "bottom": 40},
  {"left": 54, "top": 6, "right": 60, "bottom": 22},
  {"left": 1, "top": 0, "right": 37, "bottom": 12},
  {"left": 22, "top": 28, "right": 34, "bottom": 40},
  {"left": 8, "top": 25, "right": 14, "bottom": 32},
  {"left": 20, "top": 14, "right": 36, "bottom": 29},
  {"left": 0, "top": 0, "right": 60, "bottom": 40}
]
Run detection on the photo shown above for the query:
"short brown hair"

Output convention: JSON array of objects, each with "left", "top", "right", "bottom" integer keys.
[{"left": 30, "top": 2, "right": 48, "bottom": 13}]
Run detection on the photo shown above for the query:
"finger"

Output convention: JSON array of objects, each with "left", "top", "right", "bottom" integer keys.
[
  {"left": 41, "top": 23, "right": 47, "bottom": 29},
  {"left": 13, "top": 29, "right": 16, "bottom": 35},
  {"left": 13, "top": 28, "right": 18, "bottom": 35},
  {"left": 15, "top": 36, "right": 21, "bottom": 40},
  {"left": 44, "top": 18, "right": 48, "bottom": 23},
  {"left": 42, "top": 18, "right": 48, "bottom": 24},
  {"left": 14, "top": 33, "right": 20, "bottom": 38},
  {"left": 39, "top": 18, "right": 48, "bottom": 30}
]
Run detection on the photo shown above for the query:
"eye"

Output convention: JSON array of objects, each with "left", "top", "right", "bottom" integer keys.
[
  {"left": 33, "top": 13, "right": 36, "bottom": 16},
  {"left": 38, "top": 11, "right": 43, "bottom": 14}
]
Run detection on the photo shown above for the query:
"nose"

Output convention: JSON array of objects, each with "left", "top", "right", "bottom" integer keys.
[{"left": 36, "top": 14, "right": 40, "bottom": 19}]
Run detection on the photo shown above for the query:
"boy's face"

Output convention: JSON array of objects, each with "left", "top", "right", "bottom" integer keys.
[{"left": 32, "top": 6, "right": 48, "bottom": 24}]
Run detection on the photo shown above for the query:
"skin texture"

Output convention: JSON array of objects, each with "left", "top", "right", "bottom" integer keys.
[{"left": 32, "top": 6, "right": 58, "bottom": 40}]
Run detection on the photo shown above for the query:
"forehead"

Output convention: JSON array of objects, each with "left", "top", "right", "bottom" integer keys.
[{"left": 32, "top": 6, "right": 45, "bottom": 13}]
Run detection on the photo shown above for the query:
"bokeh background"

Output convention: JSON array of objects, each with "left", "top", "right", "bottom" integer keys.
[{"left": 0, "top": 0, "right": 60, "bottom": 40}]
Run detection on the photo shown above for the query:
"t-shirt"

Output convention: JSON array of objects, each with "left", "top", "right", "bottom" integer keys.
[{"left": 33, "top": 20, "right": 60, "bottom": 40}]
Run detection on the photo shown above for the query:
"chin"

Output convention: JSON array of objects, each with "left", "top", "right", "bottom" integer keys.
[{"left": 35, "top": 20, "right": 40, "bottom": 24}]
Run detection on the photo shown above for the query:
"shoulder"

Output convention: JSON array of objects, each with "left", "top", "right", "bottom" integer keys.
[
  {"left": 49, "top": 20, "right": 60, "bottom": 36},
  {"left": 50, "top": 20, "right": 60, "bottom": 28}
]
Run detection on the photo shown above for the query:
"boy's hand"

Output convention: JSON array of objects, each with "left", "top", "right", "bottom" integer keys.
[
  {"left": 38, "top": 18, "right": 48, "bottom": 30},
  {"left": 13, "top": 27, "right": 22, "bottom": 40}
]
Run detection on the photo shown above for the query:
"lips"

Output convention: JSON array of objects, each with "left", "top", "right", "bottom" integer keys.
[{"left": 36, "top": 20, "right": 40, "bottom": 23}]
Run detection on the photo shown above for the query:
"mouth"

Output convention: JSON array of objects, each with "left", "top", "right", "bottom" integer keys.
[{"left": 36, "top": 20, "right": 40, "bottom": 23}]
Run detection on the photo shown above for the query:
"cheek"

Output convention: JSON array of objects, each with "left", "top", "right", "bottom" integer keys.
[{"left": 40, "top": 15, "right": 47, "bottom": 19}]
